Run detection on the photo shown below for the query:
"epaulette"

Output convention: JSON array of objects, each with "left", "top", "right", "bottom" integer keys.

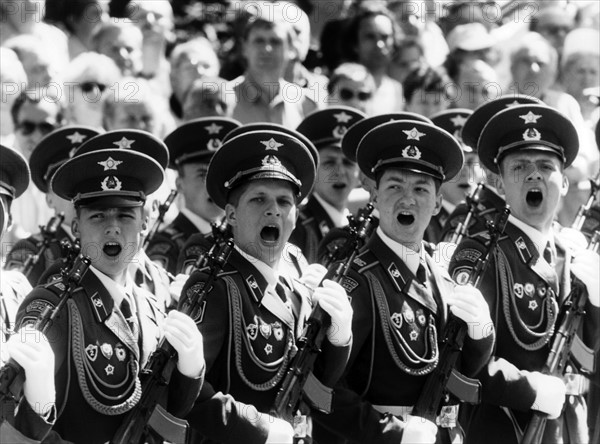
[
  {"left": 298, "top": 212, "right": 315, "bottom": 225},
  {"left": 352, "top": 250, "right": 378, "bottom": 273}
]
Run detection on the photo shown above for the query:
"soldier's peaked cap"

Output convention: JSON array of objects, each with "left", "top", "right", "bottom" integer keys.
[
  {"left": 461, "top": 95, "right": 543, "bottom": 150},
  {"left": 342, "top": 112, "right": 432, "bottom": 162},
  {"left": 0, "top": 144, "right": 29, "bottom": 199},
  {"left": 223, "top": 122, "right": 319, "bottom": 169},
  {"left": 52, "top": 149, "right": 164, "bottom": 207},
  {"left": 30, "top": 125, "right": 101, "bottom": 193},
  {"left": 165, "top": 117, "right": 241, "bottom": 169},
  {"left": 357, "top": 120, "right": 464, "bottom": 182},
  {"left": 75, "top": 129, "right": 170, "bottom": 169},
  {"left": 207, "top": 130, "right": 316, "bottom": 209},
  {"left": 430, "top": 109, "right": 473, "bottom": 152},
  {"left": 296, "top": 106, "right": 366, "bottom": 151},
  {"left": 478, "top": 104, "right": 579, "bottom": 174}
]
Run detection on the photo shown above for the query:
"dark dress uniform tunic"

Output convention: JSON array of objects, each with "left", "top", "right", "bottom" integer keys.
[
  {"left": 146, "top": 212, "right": 203, "bottom": 276},
  {"left": 182, "top": 248, "right": 351, "bottom": 444},
  {"left": 5, "top": 225, "right": 73, "bottom": 286},
  {"left": 290, "top": 195, "right": 336, "bottom": 264},
  {"left": 462, "top": 220, "right": 600, "bottom": 444},
  {"left": 12, "top": 269, "right": 203, "bottom": 444},
  {"left": 312, "top": 232, "right": 495, "bottom": 444}
]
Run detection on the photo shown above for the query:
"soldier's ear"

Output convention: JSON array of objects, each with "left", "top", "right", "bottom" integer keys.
[
  {"left": 71, "top": 218, "right": 80, "bottom": 238},
  {"left": 432, "top": 192, "right": 442, "bottom": 216},
  {"left": 225, "top": 203, "right": 236, "bottom": 226},
  {"left": 140, "top": 215, "right": 149, "bottom": 236},
  {"left": 560, "top": 174, "right": 569, "bottom": 197}
]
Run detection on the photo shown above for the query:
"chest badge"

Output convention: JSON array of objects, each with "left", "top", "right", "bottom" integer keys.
[
  {"left": 259, "top": 319, "right": 272, "bottom": 339},
  {"left": 85, "top": 344, "right": 98, "bottom": 362},
  {"left": 391, "top": 312, "right": 403, "bottom": 329},
  {"left": 100, "top": 343, "right": 113, "bottom": 360}
]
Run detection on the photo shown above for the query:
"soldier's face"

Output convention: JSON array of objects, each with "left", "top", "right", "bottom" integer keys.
[
  {"left": 498, "top": 151, "right": 568, "bottom": 231},
  {"left": 226, "top": 180, "right": 298, "bottom": 268},
  {"left": 441, "top": 153, "right": 484, "bottom": 206},
  {"left": 313, "top": 147, "right": 359, "bottom": 210},
  {"left": 72, "top": 206, "right": 147, "bottom": 280},
  {"left": 177, "top": 163, "right": 223, "bottom": 222},
  {"left": 374, "top": 169, "right": 442, "bottom": 248}
]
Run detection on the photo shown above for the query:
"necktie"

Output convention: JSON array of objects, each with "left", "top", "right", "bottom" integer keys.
[
  {"left": 417, "top": 262, "right": 428, "bottom": 286},
  {"left": 543, "top": 242, "right": 554, "bottom": 266},
  {"left": 120, "top": 296, "right": 137, "bottom": 335}
]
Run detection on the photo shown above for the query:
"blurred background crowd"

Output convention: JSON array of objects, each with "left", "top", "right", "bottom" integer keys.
[{"left": 1, "top": 0, "right": 598, "bottom": 255}]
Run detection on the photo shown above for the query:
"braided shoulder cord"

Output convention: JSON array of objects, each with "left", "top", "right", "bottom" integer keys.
[
  {"left": 68, "top": 300, "right": 141, "bottom": 415},
  {"left": 365, "top": 271, "right": 439, "bottom": 377},
  {"left": 224, "top": 275, "right": 293, "bottom": 392},
  {"left": 496, "top": 249, "right": 557, "bottom": 351}
]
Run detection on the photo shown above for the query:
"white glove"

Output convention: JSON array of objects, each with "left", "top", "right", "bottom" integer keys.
[
  {"left": 163, "top": 311, "right": 205, "bottom": 378},
  {"left": 529, "top": 372, "right": 566, "bottom": 419},
  {"left": 265, "top": 416, "right": 294, "bottom": 444},
  {"left": 558, "top": 227, "right": 588, "bottom": 252},
  {"left": 169, "top": 273, "right": 190, "bottom": 303},
  {"left": 7, "top": 325, "right": 55, "bottom": 416},
  {"left": 571, "top": 249, "right": 600, "bottom": 307},
  {"left": 432, "top": 242, "right": 457, "bottom": 271},
  {"left": 299, "top": 263, "right": 328, "bottom": 290},
  {"left": 313, "top": 280, "right": 353, "bottom": 347},
  {"left": 445, "top": 284, "right": 494, "bottom": 340},
  {"left": 401, "top": 414, "right": 438, "bottom": 444}
]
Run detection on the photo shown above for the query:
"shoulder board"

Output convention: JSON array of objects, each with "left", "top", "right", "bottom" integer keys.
[{"left": 147, "top": 242, "right": 172, "bottom": 255}]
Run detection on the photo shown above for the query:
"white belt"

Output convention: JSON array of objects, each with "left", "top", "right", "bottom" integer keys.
[{"left": 372, "top": 404, "right": 460, "bottom": 428}]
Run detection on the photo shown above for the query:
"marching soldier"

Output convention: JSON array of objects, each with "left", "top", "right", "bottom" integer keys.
[
  {"left": 440, "top": 95, "right": 542, "bottom": 242},
  {"left": 146, "top": 117, "right": 241, "bottom": 276},
  {"left": 180, "top": 129, "right": 353, "bottom": 443},
  {"left": 312, "top": 119, "right": 495, "bottom": 444},
  {"left": 428, "top": 109, "right": 486, "bottom": 243},
  {"left": 10, "top": 135, "right": 206, "bottom": 444},
  {"left": 461, "top": 104, "right": 600, "bottom": 444},
  {"left": 289, "top": 107, "right": 365, "bottom": 263},
  {"left": 5, "top": 126, "right": 100, "bottom": 285}
]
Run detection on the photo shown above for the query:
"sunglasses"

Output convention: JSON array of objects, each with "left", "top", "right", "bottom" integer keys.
[
  {"left": 540, "top": 25, "right": 572, "bottom": 35},
  {"left": 339, "top": 88, "right": 373, "bottom": 101},
  {"left": 79, "top": 82, "right": 107, "bottom": 93},
  {"left": 16, "top": 120, "right": 57, "bottom": 136}
]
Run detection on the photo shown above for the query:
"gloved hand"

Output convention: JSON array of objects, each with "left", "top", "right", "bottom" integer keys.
[
  {"left": 7, "top": 325, "right": 55, "bottom": 417},
  {"left": 265, "top": 417, "right": 294, "bottom": 444},
  {"left": 401, "top": 414, "right": 438, "bottom": 444},
  {"left": 529, "top": 372, "right": 566, "bottom": 419},
  {"left": 169, "top": 273, "right": 190, "bottom": 303},
  {"left": 163, "top": 310, "right": 205, "bottom": 378},
  {"left": 445, "top": 284, "right": 494, "bottom": 340},
  {"left": 558, "top": 227, "right": 588, "bottom": 252},
  {"left": 571, "top": 249, "right": 600, "bottom": 307},
  {"left": 299, "top": 263, "right": 328, "bottom": 290},
  {"left": 313, "top": 280, "right": 353, "bottom": 347}
]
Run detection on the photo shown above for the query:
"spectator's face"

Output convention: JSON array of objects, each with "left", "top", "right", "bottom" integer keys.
[
  {"left": 313, "top": 147, "right": 359, "bottom": 209},
  {"left": 329, "top": 77, "right": 375, "bottom": 114},
  {"left": 183, "top": 88, "right": 228, "bottom": 121},
  {"left": 562, "top": 54, "right": 600, "bottom": 100},
  {"left": 69, "top": 80, "right": 107, "bottom": 128},
  {"left": 14, "top": 99, "right": 63, "bottom": 159},
  {"left": 177, "top": 162, "right": 224, "bottom": 222},
  {"left": 129, "top": 0, "right": 174, "bottom": 42},
  {"left": 454, "top": 62, "right": 498, "bottom": 110},
  {"left": 406, "top": 88, "right": 449, "bottom": 118},
  {"left": 536, "top": 11, "right": 574, "bottom": 53},
  {"left": 96, "top": 27, "right": 142, "bottom": 76},
  {"left": 243, "top": 23, "right": 291, "bottom": 77},
  {"left": 106, "top": 102, "right": 155, "bottom": 134},
  {"left": 511, "top": 44, "right": 556, "bottom": 97},
  {"left": 356, "top": 15, "right": 395, "bottom": 71},
  {"left": 390, "top": 45, "right": 423, "bottom": 83},
  {"left": 171, "top": 50, "right": 219, "bottom": 98}
]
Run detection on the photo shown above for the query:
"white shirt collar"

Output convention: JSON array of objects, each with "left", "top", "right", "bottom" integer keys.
[
  {"left": 180, "top": 207, "right": 213, "bottom": 234},
  {"left": 234, "top": 245, "right": 279, "bottom": 289},
  {"left": 376, "top": 227, "right": 424, "bottom": 275},
  {"left": 89, "top": 265, "right": 134, "bottom": 308},
  {"left": 509, "top": 214, "right": 555, "bottom": 256},
  {"left": 314, "top": 193, "right": 350, "bottom": 228}
]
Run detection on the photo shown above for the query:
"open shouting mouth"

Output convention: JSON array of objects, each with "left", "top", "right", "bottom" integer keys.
[
  {"left": 526, "top": 188, "right": 544, "bottom": 208},
  {"left": 260, "top": 225, "right": 280, "bottom": 243},
  {"left": 397, "top": 210, "right": 415, "bottom": 226},
  {"left": 103, "top": 241, "right": 122, "bottom": 257}
]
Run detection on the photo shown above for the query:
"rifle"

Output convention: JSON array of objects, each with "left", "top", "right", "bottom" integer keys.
[
  {"left": 571, "top": 171, "right": 600, "bottom": 231},
  {"left": 413, "top": 205, "right": 510, "bottom": 424},
  {"left": 143, "top": 189, "right": 178, "bottom": 250},
  {"left": 521, "top": 209, "right": 600, "bottom": 444},
  {"left": 21, "top": 212, "right": 65, "bottom": 278},
  {"left": 0, "top": 251, "right": 91, "bottom": 421},
  {"left": 182, "top": 219, "right": 231, "bottom": 275},
  {"left": 273, "top": 208, "right": 376, "bottom": 420},
  {"left": 320, "top": 204, "right": 374, "bottom": 268},
  {"left": 111, "top": 235, "right": 234, "bottom": 444}
]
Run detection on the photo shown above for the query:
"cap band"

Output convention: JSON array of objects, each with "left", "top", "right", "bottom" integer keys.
[
  {"left": 224, "top": 164, "right": 302, "bottom": 190},
  {"left": 372, "top": 158, "right": 446, "bottom": 181},
  {"left": 494, "top": 140, "right": 566, "bottom": 165},
  {"left": 0, "top": 181, "right": 16, "bottom": 199}
]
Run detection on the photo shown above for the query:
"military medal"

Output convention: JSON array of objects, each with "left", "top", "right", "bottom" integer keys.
[
  {"left": 272, "top": 322, "right": 284, "bottom": 341},
  {"left": 100, "top": 343, "right": 113, "bottom": 360},
  {"left": 513, "top": 283, "right": 524, "bottom": 298},
  {"left": 528, "top": 300, "right": 538, "bottom": 311},
  {"left": 85, "top": 344, "right": 98, "bottom": 361},
  {"left": 105, "top": 364, "right": 114, "bottom": 376},
  {"left": 409, "top": 329, "right": 419, "bottom": 341},
  {"left": 247, "top": 318, "right": 258, "bottom": 341},
  {"left": 524, "top": 283, "right": 535, "bottom": 297},
  {"left": 391, "top": 312, "right": 403, "bottom": 329},
  {"left": 264, "top": 344, "right": 273, "bottom": 355},
  {"left": 115, "top": 344, "right": 126, "bottom": 362},
  {"left": 259, "top": 319, "right": 272, "bottom": 339}
]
